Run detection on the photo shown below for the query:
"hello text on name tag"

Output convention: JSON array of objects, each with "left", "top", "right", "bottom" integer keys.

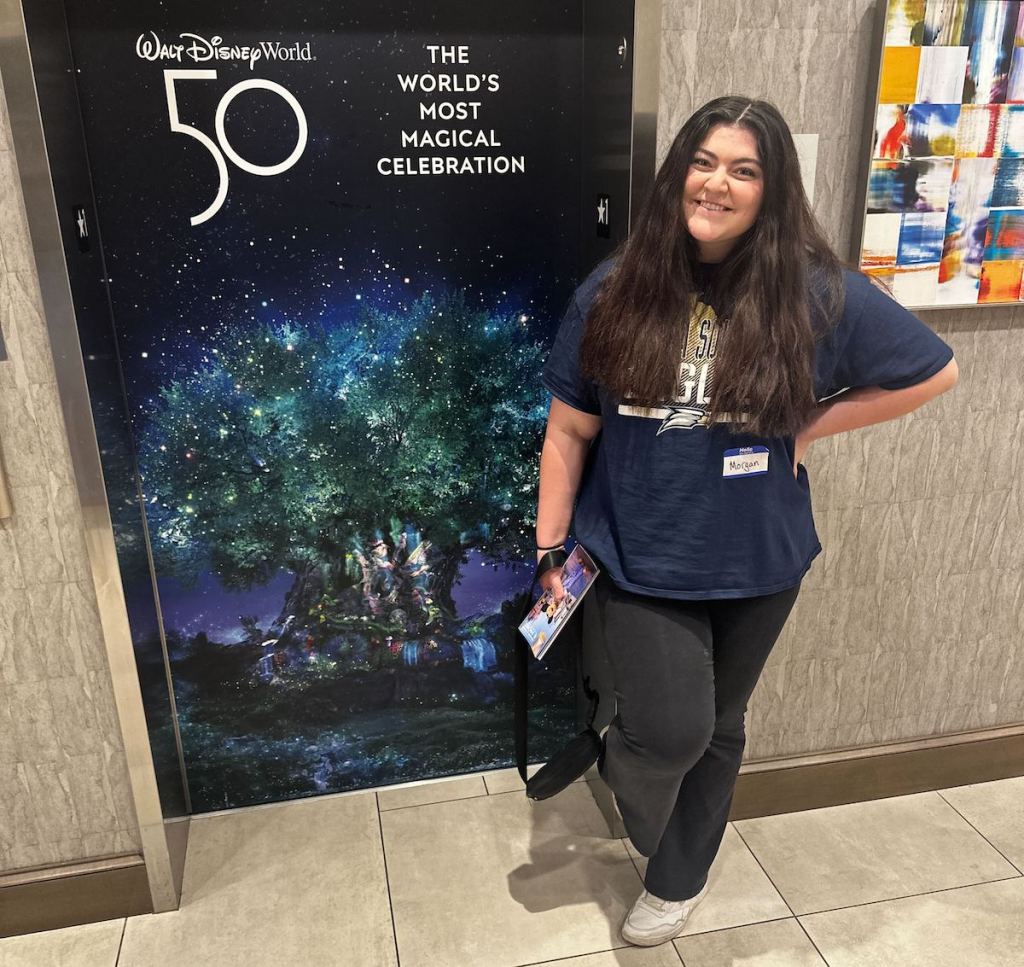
[{"left": 723, "top": 446, "right": 769, "bottom": 478}]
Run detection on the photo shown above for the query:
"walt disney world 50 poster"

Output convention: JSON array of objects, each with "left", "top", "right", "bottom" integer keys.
[{"left": 63, "top": 0, "right": 585, "bottom": 811}]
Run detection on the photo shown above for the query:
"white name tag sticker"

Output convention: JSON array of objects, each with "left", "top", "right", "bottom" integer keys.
[{"left": 723, "top": 446, "right": 769, "bottom": 478}]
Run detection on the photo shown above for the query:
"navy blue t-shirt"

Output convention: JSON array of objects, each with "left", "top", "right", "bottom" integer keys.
[{"left": 542, "top": 261, "right": 954, "bottom": 599}]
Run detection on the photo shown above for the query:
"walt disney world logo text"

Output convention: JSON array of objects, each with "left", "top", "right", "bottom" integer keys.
[{"left": 135, "top": 32, "right": 314, "bottom": 71}]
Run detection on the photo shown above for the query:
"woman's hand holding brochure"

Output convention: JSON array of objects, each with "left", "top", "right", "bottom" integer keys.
[
  {"left": 519, "top": 545, "right": 599, "bottom": 660},
  {"left": 537, "top": 552, "right": 566, "bottom": 602}
]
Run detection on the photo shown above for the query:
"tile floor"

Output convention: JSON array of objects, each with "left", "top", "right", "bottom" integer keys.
[{"left": 2, "top": 773, "right": 1023, "bottom": 967}]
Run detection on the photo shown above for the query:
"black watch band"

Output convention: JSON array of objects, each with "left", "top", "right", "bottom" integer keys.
[
  {"left": 535, "top": 548, "right": 568, "bottom": 579},
  {"left": 536, "top": 541, "right": 567, "bottom": 552}
]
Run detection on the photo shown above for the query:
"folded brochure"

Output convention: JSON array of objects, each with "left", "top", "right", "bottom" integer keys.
[{"left": 519, "top": 544, "right": 600, "bottom": 660}]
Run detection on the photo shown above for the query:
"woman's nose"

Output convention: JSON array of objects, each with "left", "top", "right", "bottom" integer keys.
[{"left": 705, "top": 168, "right": 729, "bottom": 193}]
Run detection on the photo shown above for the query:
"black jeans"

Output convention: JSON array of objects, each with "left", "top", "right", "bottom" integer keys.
[{"left": 594, "top": 570, "right": 801, "bottom": 901}]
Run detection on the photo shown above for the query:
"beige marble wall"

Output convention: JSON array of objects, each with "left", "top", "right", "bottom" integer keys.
[
  {"left": 658, "top": 0, "right": 1024, "bottom": 758},
  {"left": 0, "top": 70, "right": 141, "bottom": 874}
]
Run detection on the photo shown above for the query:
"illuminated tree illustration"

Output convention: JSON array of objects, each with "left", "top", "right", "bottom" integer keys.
[{"left": 139, "top": 294, "right": 548, "bottom": 617}]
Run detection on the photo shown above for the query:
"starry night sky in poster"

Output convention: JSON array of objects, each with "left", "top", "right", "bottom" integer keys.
[
  {"left": 62, "top": 0, "right": 585, "bottom": 809},
  {"left": 66, "top": 0, "right": 582, "bottom": 394}
]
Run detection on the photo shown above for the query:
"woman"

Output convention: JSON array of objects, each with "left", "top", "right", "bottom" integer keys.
[{"left": 534, "top": 97, "right": 958, "bottom": 948}]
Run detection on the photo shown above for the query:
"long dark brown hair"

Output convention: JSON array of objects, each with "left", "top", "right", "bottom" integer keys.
[{"left": 579, "top": 96, "right": 845, "bottom": 438}]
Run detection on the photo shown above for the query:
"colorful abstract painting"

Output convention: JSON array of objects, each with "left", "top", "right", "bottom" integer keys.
[{"left": 860, "top": 0, "right": 1024, "bottom": 306}]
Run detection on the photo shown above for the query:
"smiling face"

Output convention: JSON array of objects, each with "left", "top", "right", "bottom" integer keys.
[{"left": 683, "top": 123, "right": 765, "bottom": 263}]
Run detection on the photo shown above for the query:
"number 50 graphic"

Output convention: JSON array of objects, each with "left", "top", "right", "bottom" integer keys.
[{"left": 163, "top": 69, "right": 308, "bottom": 226}]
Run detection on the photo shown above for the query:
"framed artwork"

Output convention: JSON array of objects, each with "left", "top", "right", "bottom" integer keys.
[{"left": 857, "top": 0, "right": 1024, "bottom": 307}]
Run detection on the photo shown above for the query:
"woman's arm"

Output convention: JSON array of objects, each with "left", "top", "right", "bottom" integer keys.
[
  {"left": 536, "top": 397, "right": 602, "bottom": 598},
  {"left": 795, "top": 357, "right": 959, "bottom": 463}
]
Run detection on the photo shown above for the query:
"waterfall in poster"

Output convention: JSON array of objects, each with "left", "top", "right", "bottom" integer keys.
[{"left": 64, "top": 0, "right": 583, "bottom": 810}]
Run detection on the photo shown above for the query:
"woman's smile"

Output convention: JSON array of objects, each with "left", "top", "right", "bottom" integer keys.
[{"left": 695, "top": 200, "right": 731, "bottom": 213}]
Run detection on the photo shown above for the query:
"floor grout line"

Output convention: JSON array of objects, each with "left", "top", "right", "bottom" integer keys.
[
  {"left": 113, "top": 918, "right": 127, "bottom": 967},
  {"left": 729, "top": 823, "right": 797, "bottom": 918},
  {"left": 483, "top": 777, "right": 538, "bottom": 796},
  {"left": 618, "top": 838, "right": 646, "bottom": 887},
  {"left": 509, "top": 915, "right": 824, "bottom": 965},
  {"left": 730, "top": 823, "right": 832, "bottom": 966},
  {"left": 510, "top": 941, "right": 656, "bottom": 967},
  {"left": 794, "top": 915, "right": 831, "bottom": 964},
  {"left": 483, "top": 780, "right": 590, "bottom": 800},
  {"left": 795, "top": 873, "right": 1024, "bottom": 920},
  {"left": 627, "top": 850, "right": 645, "bottom": 882},
  {"left": 935, "top": 788, "right": 1024, "bottom": 876},
  {"left": 676, "top": 914, "right": 797, "bottom": 941},
  {"left": 374, "top": 792, "right": 403, "bottom": 967},
  {"left": 379, "top": 791, "right": 491, "bottom": 813},
  {"left": 381, "top": 778, "right": 588, "bottom": 810}
]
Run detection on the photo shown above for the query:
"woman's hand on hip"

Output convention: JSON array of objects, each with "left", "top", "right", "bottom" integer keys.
[{"left": 793, "top": 430, "right": 812, "bottom": 479}]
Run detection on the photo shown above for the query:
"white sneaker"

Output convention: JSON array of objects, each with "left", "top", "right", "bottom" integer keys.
[{"left": 621, "top": 880, "right": 710, "bottom": 947}]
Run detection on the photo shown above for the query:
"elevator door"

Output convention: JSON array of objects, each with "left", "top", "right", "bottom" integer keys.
[{"left": 48, "top": 0, "right": 613, "bottom": 812}]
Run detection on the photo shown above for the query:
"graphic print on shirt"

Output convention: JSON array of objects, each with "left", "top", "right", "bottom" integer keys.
[{"left": 617, "top": 298, "right": 735, "bottom": 434}]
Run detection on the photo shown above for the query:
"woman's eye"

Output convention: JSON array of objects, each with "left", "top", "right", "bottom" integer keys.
[
  {"left": 737, "top": 167, "right": 759, "bottom": 178},
  {"left": 693, "top": 157, "right": 710, "bottom": 167}
]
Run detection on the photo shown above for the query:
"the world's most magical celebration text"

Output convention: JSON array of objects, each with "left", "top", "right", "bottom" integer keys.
[{"left": 378, "top": 44, "right": 526, "bottom": 177}]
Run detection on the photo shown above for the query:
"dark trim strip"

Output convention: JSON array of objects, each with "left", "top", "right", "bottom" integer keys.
[
  {"left": 0, "top": 854, "right": 141, "bottom": 889},
  {"left": 731, "top": 727, "right": 1024, "bottom": 820},
  {"left": 0, "top": 860, "right": 152, "bottom": 938}
]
